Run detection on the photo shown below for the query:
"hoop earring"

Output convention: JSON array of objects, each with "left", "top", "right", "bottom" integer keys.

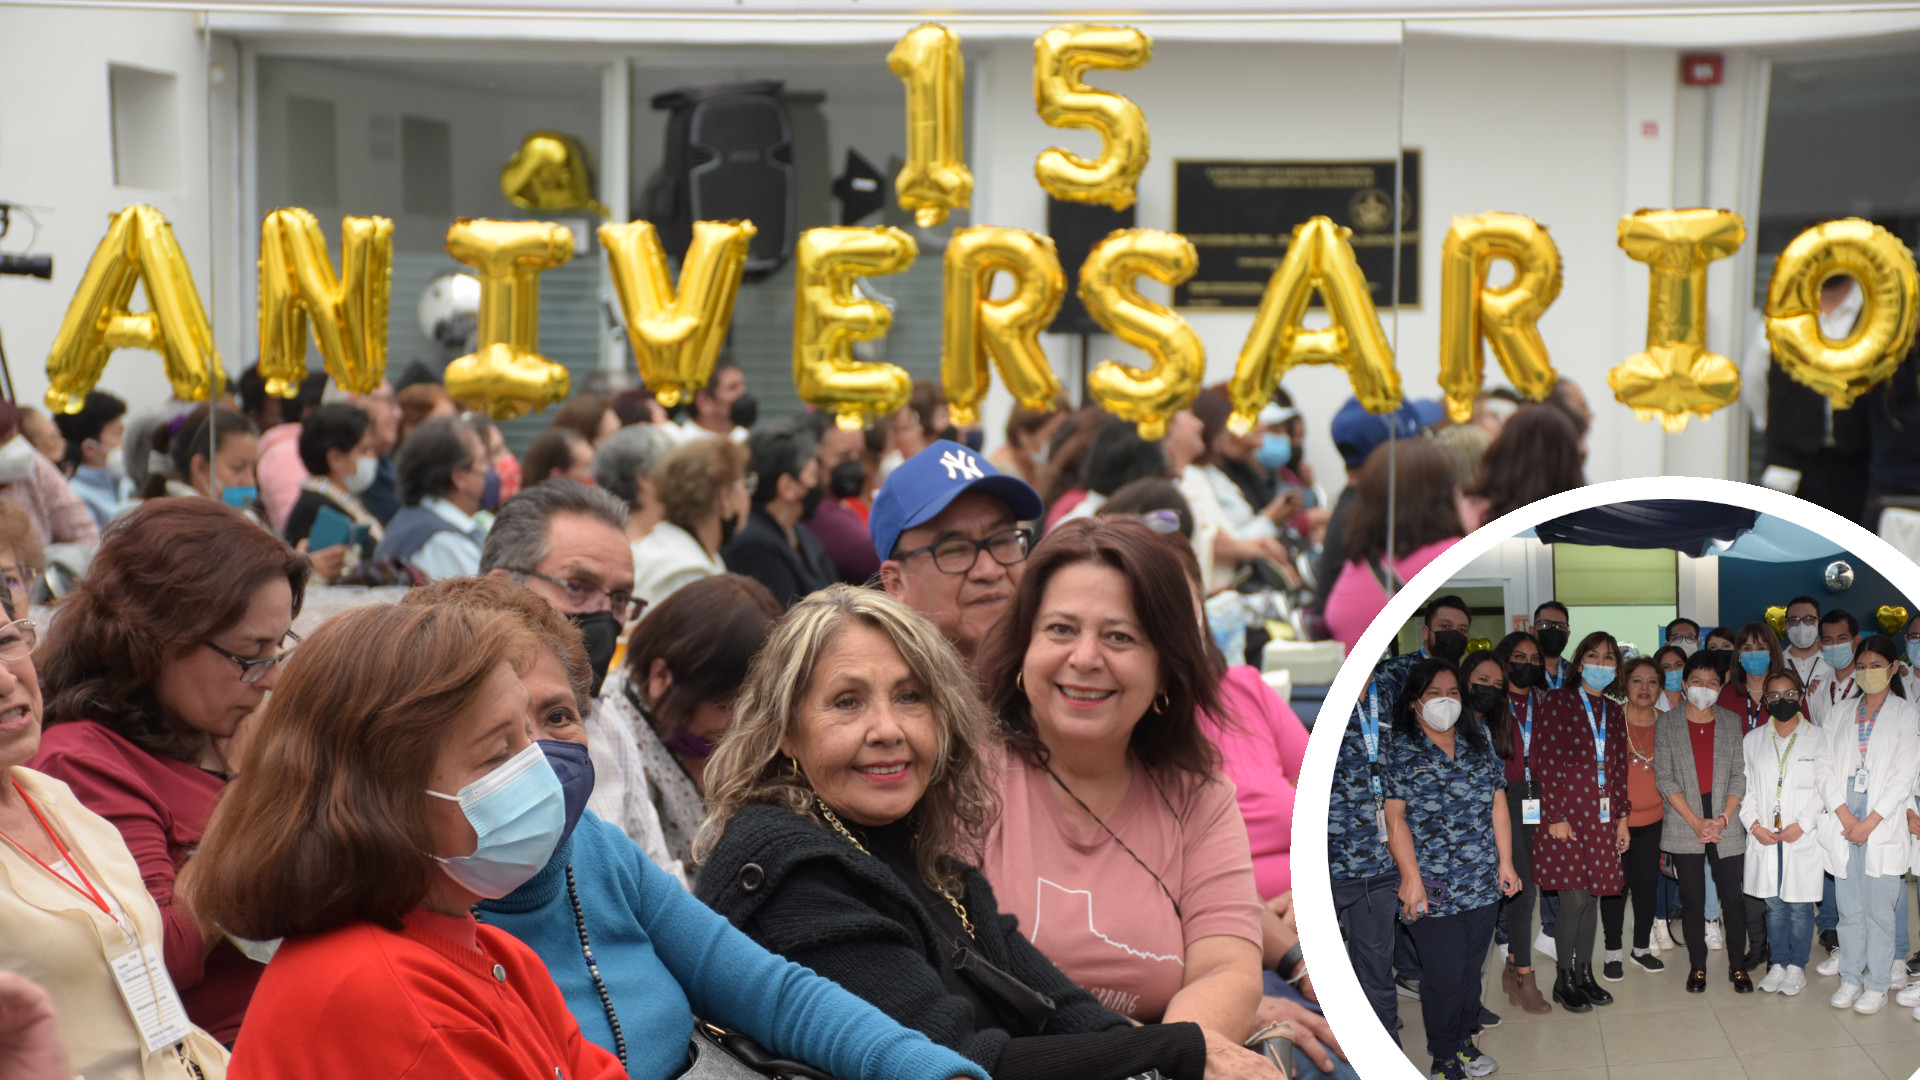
[
  {"left": 1153, "top": 692, "right": 1170, "bottom": 715},
  {"left": 1016, "top": 671, "right": 1025, "bottom": 692},
  {"left": 785, "top": 755, "right": 804, "bottom": 782}
]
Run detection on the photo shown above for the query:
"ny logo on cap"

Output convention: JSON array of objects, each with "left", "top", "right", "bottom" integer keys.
[{"left": 939, "top": 449, "right": 985, "bottom": 482}]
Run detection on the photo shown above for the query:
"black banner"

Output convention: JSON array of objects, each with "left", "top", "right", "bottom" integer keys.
[{"left": 1172, "top": 152, "right": 1420, "bottom": 309}]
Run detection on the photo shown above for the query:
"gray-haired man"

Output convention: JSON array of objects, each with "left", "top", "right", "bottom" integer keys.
[{"left": 480, "top": 479, "right": 637, "bottom": 695}]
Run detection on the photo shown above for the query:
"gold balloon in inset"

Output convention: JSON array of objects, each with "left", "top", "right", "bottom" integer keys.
[
  {"left": 500, "top": 131, "right": 610, "bottom": 217},
  {"left": 602, "top": 219, "right": 756, "bottom": 409},
  {"left": 1608, "top": 209, "right": 1746, "bottom": 432},
  {"left": 941, "top": 227, "right": 1066, "bottom": 428},
  {"left": 1225, "top": 216, "right": 1401, "bottom": 433},
  {"left": 441, "top": 219, "right": 575, "bottom": 420},
  {"left": 258, "top": 209, "right": 393, "bottom": 398},
  {"left": 1765, "top": 605, "right": 1787, "bottom": 638},
  {"left": 1877, "top": 605, "right": 1910, "bottom": 636},
  {"left": 1438, "top": 213, "right": 1562, "bottom": 424},
  {"left": 888, "top": 24, "right": 972, "bottom": 228},
  {"left": 1033, "top": 24, "right": 1151, "bottom": 211},
  {"left": 1079, "top": 228, "right": 1203, "bottom": 441},
  {"left": 1765, "top": 218, "right": 1919, "bottom": 409},
  {"left": 46, "top": 204, "right": 223, "bottom": 414},
  {"left": 793, "top": 226, "right": 918, "bottom": 429}
]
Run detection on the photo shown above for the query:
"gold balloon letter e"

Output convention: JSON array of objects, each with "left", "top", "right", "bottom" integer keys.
[
  {"left": 601, "top": 219, "right": 757, "bottom": 410},
  {"left": 442, "top": 219, "right": 575, "bottom": 421},
  {"left": 1607, "top": 208, "right": 1745, "bottom": 432},
  {"left": 258, "top": 209, "right": 393, "bottom": 398},
  {"left": 793, "top": 226, "right": 918, "bottom": 430}
]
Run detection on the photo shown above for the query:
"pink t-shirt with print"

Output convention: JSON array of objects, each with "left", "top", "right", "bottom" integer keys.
[{"left": 980, "top": 750, "right": 1263, "bottom": 1022}]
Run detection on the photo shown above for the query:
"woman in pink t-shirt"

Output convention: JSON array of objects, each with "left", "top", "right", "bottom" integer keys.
[{"left": 1322, "top": 439, "right": 1465, "bottom": 654}]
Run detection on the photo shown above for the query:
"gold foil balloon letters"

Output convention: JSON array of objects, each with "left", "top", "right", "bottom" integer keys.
[
  {"left": 500, "top": 132, "right": 610, "bottom": 217},
  {"left": 1438, "top": 213, "right": 1562, "bottom": 423},
  {"left": 257, "top": 209, "right": 393, "bottom": 397},
  {"left": 889, "top": 25, "right": 971, "bottom": 228},
  {"left": 941, "top": 227, "right": 1066, "bottom": 427},
  {"left": 794, "top": 226, "right": 918, "bottom": 428},
  {"left": 441, "top": 219, "right": 575, "bottom": 420},
  {"left": 1226, "top": 216, "right": 1401, "bottom": 432},
  {"left": 1765, "top": 218, "right": 1918, "bottom": 409},
  {"left": 1607, "top": 209, "right": 1746, "bottom": 433},
  {"left": 1033, "top": 25, "right": 1151, "bottom": 211},
  {"left": 602, "top": 219, "right": 757, "bottom": 409},
  {"left": 1079, "top": 228, "right": 1203, "bottom": 440},
  {"left": 46, "top": 204, "right": 222, "bottom": 413}
]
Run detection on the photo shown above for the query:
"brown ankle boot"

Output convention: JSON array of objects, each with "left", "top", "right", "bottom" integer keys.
[
  {"left": 1511, "top": 963, "right": 1553, "bottom": 1014},
  {"left": 1502, "top": 956, "right": 1521, "bottom": 1003}
]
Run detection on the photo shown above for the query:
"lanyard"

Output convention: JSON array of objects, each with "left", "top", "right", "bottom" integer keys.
[
  {"left": 1362, "top": 682, "right": 1385, "bottom": 804},
  {"left": 1857, "top": 696, "right": 1881, "bottom": 760},
  {"left": 1772, "top": 729, "right": 1799, "bottom": 829},
  {"left": 0, "top": 780, "right": 117, "bottom": 922},
  {"left": 1544, "top": 663, "right": 1564, "bottom": 691},
  {"left": 1831, "top": 675, "right": 1856, "bottom": 706},
  {"left": 1511, "top": 690, "right": 1536, "bottom": 783},
  {"left": 1577, "top": 689, "right": 1608, "bottom": 790},
  {"left": 1741, "top": 688, "right": 1763, "bottom": 734}
]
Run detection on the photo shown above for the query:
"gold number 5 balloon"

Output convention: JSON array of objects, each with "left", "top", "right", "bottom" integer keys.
[
  {"left": 889, "top": 24, "right": 972, "bottom": 228},
  {"left": 1033, "top": 25, "right": 1151, "bottom": 211},
  {"left": 1765, "top": 218, "right": 1918, "bottom": 409},
  {"left": 1080, "top": 228, "right": 1203, "bottom": 440}
]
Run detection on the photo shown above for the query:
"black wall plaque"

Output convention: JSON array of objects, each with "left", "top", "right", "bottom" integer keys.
[
  {"left": 1047, "top": 197, "right": 1136, "bottom": 335},
  {"left": 1172, "top": 152, "right": 1420, "bottom": 309}
]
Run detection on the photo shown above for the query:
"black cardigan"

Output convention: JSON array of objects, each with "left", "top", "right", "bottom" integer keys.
[{"left": 696, "top": 804, "right": 1207, "bottom": 1080}]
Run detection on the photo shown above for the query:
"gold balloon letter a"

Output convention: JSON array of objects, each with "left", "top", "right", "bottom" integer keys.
[
  {"left": 1226, "top": 216, "right": 1400, "bottom": 433},
  {"left": 1437, "top": 213, "right": 1562, "bottom": 423},
  {"left": 941, "top": 227, "right": 1066, "bottom": 427},
  {"left": 1033, "top": 25, "right": 1151, "bottom": 211},
  {"left": 601, "top": 219, "right": 757, "bottom": 409},
  {"left": 46, "top": 204, "right": 222, "bottom": 414},
  {"left": 1081, "top": 228, "right": 1204, "bottom": 441},
  {"left": 442, "top": 219, "right": 575, "bottom": 421},
  {"left": 889, "top": 24, "right": 972, "bottom": 228},
  {"left": 1765, "top": 218, "right": 1918, "bottom": 409},
  {"left": 258, "top": 209, "right": 393, "bottom": 398},
  {"left": 793, "top": 226, "right": 918, "bottom": 429},
  {"left": 1608, "top": 209, "right": 1745, "bottom": 433}
]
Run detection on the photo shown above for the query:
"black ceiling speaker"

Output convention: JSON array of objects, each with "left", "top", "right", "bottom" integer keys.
[
  {"left": 1046, "top": 197, "right": 1135, "bottom": 335},
  {"left": 644, "top": 80, "right": 795, "bottom": 279}
]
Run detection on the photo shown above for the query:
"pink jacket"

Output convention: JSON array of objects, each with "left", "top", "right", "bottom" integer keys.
[
  {"left": 256, "top": 423, "right": 308, "bottom": 532},
  {"left": 1200, "top": 666, "right": 1309, "bottom": 898}
]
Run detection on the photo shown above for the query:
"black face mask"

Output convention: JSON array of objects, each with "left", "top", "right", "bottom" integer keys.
[
  {"left": 829, "top": 459, "right": 866, "bottom": 499},
  {"left": 729, "top": 393, "right": 759, "bottom": 430},
  {"left": 1508, "top": 661, "right": 1542, "bottom": 689},
  {"left": 1468, "top": 684, "right": 1505, "bottom": 715},
  {"left": 1429, "top": 630, "right": 1468, "bottom": 664},
  {"left": 1765, "top": 698, "right": 1800, "bottom": 723},
  {"left": 799, "top": 482, "right": 826, "bottom": 521},
  {"left": 568, "top": 610, "right": 621, "bottom": 696},
  {"left": 538, "top": 739, "right": 595, "bottom": 854},
  {"left": 1537, "top": 628, "right": 1569, "bottom": 658}
]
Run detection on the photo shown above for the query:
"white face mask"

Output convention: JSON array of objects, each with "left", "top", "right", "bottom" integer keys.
[
  {"left": 104, "top": 445, "right": 127, "bottom": 482},
  {"left": 1421, "top": 697, "right": 1462, "bottom": 732},
  {"left": 1786, "top": 623, "right": 1818, "bottom": 650},
  {"left": 0, "top": 436, "right": 36, "bottom": 485},
  {"left": 1671, "top": 638, "right": 1699, "bottom": 657},
  {"left": 1685, "top": 685, "right": 1719, "bottom": 710},
  {"left": 344, "top": 453, "right": 378, "bottom": 494},
  {"left": 877, "top": 449, "right": 905, "bottom": 484}
]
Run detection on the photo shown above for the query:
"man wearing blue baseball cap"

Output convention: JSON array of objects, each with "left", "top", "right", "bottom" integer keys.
[{"left": 871, "top": 439, "right": 1044, "bottom": 664}]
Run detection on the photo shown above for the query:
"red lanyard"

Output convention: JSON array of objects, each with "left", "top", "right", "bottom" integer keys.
[{"left": 0, "top": 779, "right": 116, "bottom": 920}]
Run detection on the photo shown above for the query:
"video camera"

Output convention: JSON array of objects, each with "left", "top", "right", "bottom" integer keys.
[{"left": 0, "top": 204, "right": 51, "bottom": 279}]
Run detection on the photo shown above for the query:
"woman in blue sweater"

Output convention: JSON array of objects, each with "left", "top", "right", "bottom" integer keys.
[{"left": 399, "top": 577, "right": 984, "bottom": 1080}]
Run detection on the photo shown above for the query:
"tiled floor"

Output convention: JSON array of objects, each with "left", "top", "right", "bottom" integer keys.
[{"left": 1392, "top": 917, "right": 1920, "bottom": 1080}]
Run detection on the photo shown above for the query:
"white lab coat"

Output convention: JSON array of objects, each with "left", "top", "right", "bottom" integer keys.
[
  {"left": 1739, "top": 719, "right": 1828, "bottom": 901},
  {"left": 1814, "top": 689, "right": 1920, "bottom": 879},
  {"left": 1783, "top": 651, "right": 1831, "bottom": 693},
  {"left": 1807, "top": 670, "right": 1859, "bottom": 728}
]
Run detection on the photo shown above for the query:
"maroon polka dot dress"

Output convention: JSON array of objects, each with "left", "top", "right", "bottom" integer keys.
[{"left": 1532, "top": 685, "right": 1630, "bottom": 894}]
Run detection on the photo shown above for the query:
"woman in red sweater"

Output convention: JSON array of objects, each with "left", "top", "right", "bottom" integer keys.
[
  {"left": 191, "top": 600, "right": 622, "bottom": 1080},
  {"left": 30, "top": 499, "right": 308, "bottom": 1044}
]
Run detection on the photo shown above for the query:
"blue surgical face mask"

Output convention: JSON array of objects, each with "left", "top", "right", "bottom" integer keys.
[
  {"left": 1256, "top": 433, "right": 1293, "bottom": 470},
  {"left": 427, "top": 742, "right": 566, "bottom": 899},
  {"left": 1823, "top": 642, "right": 1855, "bottom": 671},
  {"left": 538, "top": 740, "right": 595, "bottom": 854},
  {"left": 219, "top": 484, "right": 258, "bottom": 509},
  {"left": 1738, "top": 650, "right": 1770, "bottom": 676},
  {"left": 1581, "top": 665, "right": 1616, "bottom": 692},
  {"left": 1663, "top": 670, "right": 1683, "bottom": 693}
]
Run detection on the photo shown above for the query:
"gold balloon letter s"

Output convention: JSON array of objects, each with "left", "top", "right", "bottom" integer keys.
[
  {"left": 258, "top": 209, "right": 393, "bottom": 398},
  {"left": 602, "top": 219, "right": 756, "bottom": 409},
  {"left": 794, "top": 226, "right": 918, "bottom": 429},
  {"left": 1437, "top": 213, "right": 1562, "bottom": 423},
  {"left": 1765, "top": 218, "right": 1918, "bottom": 409},
  {"left": 46, "top": 204, "right": 222, "bottom": 414},
  {"left": 1607, "top": 209, "right": 1745, "bottom": 432},
  {"left": 1034, "top": 25, "right": 1151, "bottom": 211},
  {"left": 442, "top": 219, "right": 575, "bottom": 420},
  {"left": 889, "top": 24, "right": 971, "bottom": 228},
  {"left": 941, "top": 227, "right": 1066, "bottom": 428},
  {"left": 1080, "top": 229, "right": 1203, "bottom": 441}
]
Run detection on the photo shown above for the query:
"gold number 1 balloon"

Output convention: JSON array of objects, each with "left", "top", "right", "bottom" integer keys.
[
  {"left": 793, "top": 226, "right": 919, "bottom": 429},
  {"left": 46, "top": 204, "right": 223, "bottom": 413},
  {"left": 1033, "top": 25, "right": 1151, "bottom": 211},
  {"left": 257, "top": 208, "right": 393, "bottom": 398},
  {"left": 1080, "top": 228, "right": 1203, "bottom": 440},
  {"left": 1437, "top": 213, "right": 1562, "bottom": 423},
  {"left": 889, "top": 24, "right": 972, "bottom": 228},
  {"left": 1607, "top": 208, "right": 1745, "bottom": 432},
  {"left": 1765, "top": 218, "right": 1918, "bottom": 409},
  {"left": 601, "top": 219, "right": 757, "bottom": 408},
  {"left": 441, "top": 219, "right": 575, "bottom": 420},
  {"left": 941, "top": 226, "right": 1066, "bottom": 427}
]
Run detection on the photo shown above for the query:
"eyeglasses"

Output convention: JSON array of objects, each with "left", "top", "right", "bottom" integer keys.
[
  {"left": 1534, "top": 619, "right": 1569, "bottom": 632},
  {"left": 1784, "top": 614, "right": 1819, "bottom": 627},
  {"left": 516, "top": 569, "right": 644, "bottom": 621},
  {"left": 0, "top": 620, "right": 36, "bottom": 662},
  {"left": 895, "top": 528, "right": 1032, "bottom": 575},
  {"left": 205, "top": 630, "right": 302, "bottom": 684},
  {"left": 1762, "top": 691, "right": 1803, "bottom": 704}
]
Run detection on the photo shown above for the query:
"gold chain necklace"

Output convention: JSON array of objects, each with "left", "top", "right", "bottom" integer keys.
[{"left": 816, "top": 798, "right": 974, "bottom": 937}]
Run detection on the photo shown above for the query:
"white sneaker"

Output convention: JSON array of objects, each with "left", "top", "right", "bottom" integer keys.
[
  {"left": 1896, "top": 982, "right": 1920, "bottom": 1007},
  {"left": 1704, "top": 920, "right": 1724, "bottom": 950},
  {"left": 1497, "top": 942, "right": 1509, "bottom": 964},
  {"left": 1832, "top": 982, "right": 1864, "bottom": 1009},
  {"left": 1818, "top": 954, "right": 1842, "bottom": 977},
  {"left": 1895, "top": 967, "right": 1911, "bottom": 989},
  {"left": 1781, "top": 967, "right": 1808, "bottom": 996},
  {"left": 1855, "top": 989, "right": 1889, "bottom": 1015},
  {"left": 1759, "top": 964, "right": 1788, "bottom": 993},
  {"left": 1533, "top": 930, "right": 1558, "bottom": 963},
  {"left": 1652, "top": 920, "right": 1674, "bottom": 952}
]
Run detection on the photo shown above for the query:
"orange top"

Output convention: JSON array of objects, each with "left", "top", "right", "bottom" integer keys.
[{"left": 1623, "top": 720, "right": 1664, "bottom": 828}]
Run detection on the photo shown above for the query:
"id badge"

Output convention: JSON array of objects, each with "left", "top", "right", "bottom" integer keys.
[
  {"left": 1856, "top": 768, "right": 1872, "bottom": 793},
  {"left": 1375, "top": 806, "right": 1389, "bottom": 844},
  {"left": 110, "top": 943, "right": 193, "bottom": 1052},
  {"left": 1598, "top": 797, "right": 1612, "bottom": 823},
  {"left": 1521, "top": 798, "right": 1542, "bottom": 825}
]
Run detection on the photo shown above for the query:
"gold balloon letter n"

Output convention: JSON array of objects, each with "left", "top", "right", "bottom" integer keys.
[
  {"left": 602, "top": 219, "right": 757, "bottom": 409},
  {"left": 1608, "top": 209, "right": 1745, "bottom": 432},
  {"left": 46, "top": 204, "right": 222, "bottom": 413},
  {"left": 258, "top": 209, "right": 393, "bottom": 398},
  {"left": 442, "top": 219, "right": 574, "bottom": 420},
  {"left": 794, "top": 226, "right": 918, "bottom": 429}
]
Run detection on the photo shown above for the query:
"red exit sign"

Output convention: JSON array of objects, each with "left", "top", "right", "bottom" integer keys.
[{"left": 1682, "top": 53, "right": 1725, "bottom": 86}]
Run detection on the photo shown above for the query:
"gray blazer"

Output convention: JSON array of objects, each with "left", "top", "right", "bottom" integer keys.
[{"left": 1654, "top": 706, "right": 1749, "bottom": 854}]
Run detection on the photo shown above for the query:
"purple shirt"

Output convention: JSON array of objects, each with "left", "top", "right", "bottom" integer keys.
[{"left": 802, "top": 497, "right": 880, "bottom": 585}]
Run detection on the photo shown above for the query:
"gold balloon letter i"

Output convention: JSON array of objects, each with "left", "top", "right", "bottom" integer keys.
[
  {"left": 793, "top": 226, "right": 918, "bottom": 429},
  {"left": 1033, "top": 25, "right": 1151, "bottom": 211},
  {"left": 602, "top": 219, "right": 757, "bottom": 409},
  {"left": 941, "top": 227, "right": 1066, "bottom": 427},
  {"left": 46, "top": 204, "right": 223, "bottom": 413},
  {"left": 1080, "top": 228, "right": 1204, "bottom": 441},
  {"left": 1437, "top": 213, "right": 1562, "bottom": 423},
  {"left": 258, "top": 209, "right": 393, "bottom": 398},
  {"left": 889, "top": 24, "right": 972, "bottom": 228},
  {"left": 1608, "top": 209, "right": 1745, "bottom": 432},
  {"left": 442, "top": 219, "right": 575, "bottom": 420}
]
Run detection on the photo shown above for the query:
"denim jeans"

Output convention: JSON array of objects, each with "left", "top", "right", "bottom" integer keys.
[
  {"left": 1765, "top": 897, "right": 1817, "bottom": 968},
  {"left": 1897, "top": 875, "right": 1911, "bottom": 958},
  {"left": 1838, "top": 787, "right": 1902, "bottom": 992},
  {"left": 1818, "top": 873, "right": 1839, "bottom": 933}
]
